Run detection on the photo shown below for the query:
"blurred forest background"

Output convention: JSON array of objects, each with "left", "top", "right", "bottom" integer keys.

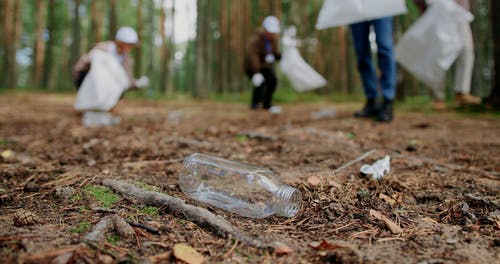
[{"left": 0, "top": 0, "right": 498, "bottom": 103}]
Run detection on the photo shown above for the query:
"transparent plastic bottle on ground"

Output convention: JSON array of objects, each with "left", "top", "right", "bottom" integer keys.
[{"left": 179, "top": 153, "right": 302, "bottom": 218}]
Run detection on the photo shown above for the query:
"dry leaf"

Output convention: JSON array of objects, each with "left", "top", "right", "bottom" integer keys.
[
  {"left": 370, "top": 209, "right": 403, "bottom": 234},
  {"left": 173, "top": 243, "right": 204, "bottom": 264},
  {"left": 379, "top": 193, "right": 397, "bottom": 206},
  {"left": 274, "top": 242, "right": 293, "bottom": 255},
  {"left": 1, "top": 149, "right": 14, "bottom": 159},
  {"left": 309, "top": 239, "right": 344, "bottom": 250},
  {"left": 307, "top": 176, "right": 322, "bottom": 186}
]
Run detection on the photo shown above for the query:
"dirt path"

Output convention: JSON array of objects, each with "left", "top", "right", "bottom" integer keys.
[{"left": 0, "top": 93, "right": 499, "bottom": 263}]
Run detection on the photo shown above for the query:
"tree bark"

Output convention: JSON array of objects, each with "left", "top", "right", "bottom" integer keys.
[
  {"left": 103, "top": 179, "right": 269, "bottom": 249},
  {"left": 108, "top": 0, "right": 117, "bottom": 39},
  {"left": 3, "top": 0, "right": 16, "bottom": 88},
  {"left": 32, "top": 0, "right": 47, "bottom": 88},
  {"left": 159, "top": 0, "right": 169, "bottom": 94},
  {"left": 90, "top": 0, "right": 104, "bottom": 48},
  {"left": 42, "top": 0, "right": 56, "bottom": 89},
  {"left": 491, "top": 0, "right": 500, "bottom": 108},
  {"left": 69, "top": 0, "right": 81, "bottom": 77},
  {"left": 134, "top": 0, "right": 143, "bottom": 78}
]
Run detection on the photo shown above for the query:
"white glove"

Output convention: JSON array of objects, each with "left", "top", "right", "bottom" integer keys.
[
  {"left": 265, "top": 54, "right": 276, "bottom": 63},
  {"left": 251, "top": 73, "right": 265, "bottom": 87},
  {"left": 135, "top": 76, "right": 150, "bottom": 89}
]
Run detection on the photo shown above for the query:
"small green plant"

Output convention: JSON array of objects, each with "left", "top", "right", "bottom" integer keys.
[
  {"left": 139, "top": 206, "right": 159, "bottom": 216},
  {"left": 106, "top": 234, "right": 121, "bottom": 245},
  {"left": 70, "top": 221, "right": 91, "bottom": 234},
  {"left": 0, "top": 138, "right": 12, "bottom": 145},
  {"left": 84, "top": 185, "right": 118, "bottom": 208},
  {"left": 236, "top": 135, "right": 247, "bottom": 143},
  {"left": 70, "top": 193, "right": 83, "bottom": 203},
  {"left": 134, "top": 182, "right": 160, "bottom": 192}
]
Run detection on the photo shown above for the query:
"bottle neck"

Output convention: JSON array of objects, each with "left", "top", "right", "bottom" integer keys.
[{"left": 272, "top": 185, "right": 302, "bottom": 217}]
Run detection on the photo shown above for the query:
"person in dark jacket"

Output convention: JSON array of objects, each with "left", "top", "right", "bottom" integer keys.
[{"left": 244, "top": 16, "right": 282, "bottom": 110}]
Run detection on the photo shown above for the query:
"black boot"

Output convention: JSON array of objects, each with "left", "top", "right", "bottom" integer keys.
[
  {"left": 354, "top": 98, "right": 378, "bottom": 118},
  {"left": 376, "top": 99, "right": 394, "bottom": 122}
]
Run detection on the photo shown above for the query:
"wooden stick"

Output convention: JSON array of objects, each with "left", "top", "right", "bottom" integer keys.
[
  {"left": 329, "top": 149, "right": 377, "bottom": 177},
  {"left": 125, "top": 219, "right": 160, "bottom": 235},
  {"left": 83, "top": 215, "right": 114, "bottom": 243},
  {"left": 103, "top": 179, "right": 270, "bottom": 249}
]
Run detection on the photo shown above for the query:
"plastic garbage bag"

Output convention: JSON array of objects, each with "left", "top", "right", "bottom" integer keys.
[
  {"left": 360, "top": 156, "right": 390, "bottom": 179},
  {"left": 316, "top": 0, "right": 407, "bottom": 29},
  {"left": 74, "top": 49, "right": 130, "bottom": 112},
  {"left": 81, "top": 111, "right": 121, "bottom": 127},
  {"left": 395, "top": 0, "right": 473, "bottom": 89},
  {"left": 280, "top": 27, "right": 327, "bottom": 92}
]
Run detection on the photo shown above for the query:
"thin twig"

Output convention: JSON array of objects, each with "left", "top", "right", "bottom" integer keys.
[
  {"left": 222, "top": 239, "right": 239, "bottom": 259},
  {"left": 329, "top": 149, "right": 377, "bottom": 177},
  {"left": 125, "top": 219, "right": 160, "bottom": 235}
]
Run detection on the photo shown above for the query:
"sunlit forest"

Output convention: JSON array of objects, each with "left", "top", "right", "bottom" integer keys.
[{"left": 1, "top": 0, "right": 498, "bottom": 102}]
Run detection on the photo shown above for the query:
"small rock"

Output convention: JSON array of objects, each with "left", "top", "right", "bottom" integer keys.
[
  {"left": 87, "top": 159, "right": 97, "bottom": 166},
  {"left": 55, "top": 187, "right": 77, "bottom": 199},
  {"left": 446, "top": 239, "right": 457, "bottom": 245},
  {"left": 98, "top": 254, "right": 114, "bottom": 264},
  {"left": 23, "top": 182, "right": 40, "bottom": 193}
]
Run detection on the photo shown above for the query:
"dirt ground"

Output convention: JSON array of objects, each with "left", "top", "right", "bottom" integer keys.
[{"left": 0, "top": 93, "right": 499, "bottom": 264}]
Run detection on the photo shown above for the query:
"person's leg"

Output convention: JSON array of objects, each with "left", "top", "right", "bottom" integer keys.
[
  {"left": 261, "top": 68, "right": 277, "bottom": 109},
  {"left": 454, "top": 24, "right": 480, "bottom": 105},
  {"left": 373, "top": 17, "right": 396, "bottom": 122},
  {"left": 350, "top": 21, "right": 378, "bottom": 117},
  {"left": 373, "top": 17, "right": 396, "bottom": 101},
  {"left": 249, "top": 73, "right": 263, "bottom": 109},
  {"left": 350, "top": 21, "right": 378, "bottom": 100}
]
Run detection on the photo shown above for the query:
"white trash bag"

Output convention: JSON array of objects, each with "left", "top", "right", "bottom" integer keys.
[
  {"left": 74, "top": 49, "right": 130, "bottom": 112},
  {"left": 280, "top": 27, "right": 327, "bottom": 92},
  {"left": 395, "top": 0, "right": 473, "bottom": 89},
  {"left": 316, "top": 0, "right": 407, "bottom": 29},
  {"left": 360, "top": 156, "right": 391, "bottom": 180}
]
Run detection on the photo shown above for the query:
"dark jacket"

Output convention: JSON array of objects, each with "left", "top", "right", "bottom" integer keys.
[{"left": 244, "top": 29, "right": 282, "bottom": 76}]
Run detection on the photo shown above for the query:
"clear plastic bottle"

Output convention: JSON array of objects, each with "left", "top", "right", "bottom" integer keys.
[{"left": 179, "top": 153, "right": 302, "bottom": 218}]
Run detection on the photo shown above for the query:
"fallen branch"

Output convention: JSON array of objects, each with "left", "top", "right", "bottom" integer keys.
[
  {"left": 125, "top": 219, "right": 160, "bottom": 235},
  {"left": 329, "top": 149, "right": 377, "bottom": 177},
  {"left": 103, "top": 179, "right": 270, "bottom": 249},
  {"left": 83, "top": 215, "right": 115, "bottom": 243}
]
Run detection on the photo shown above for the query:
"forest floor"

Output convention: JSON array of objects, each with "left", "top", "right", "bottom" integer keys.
[{"left": 0, "top": 92, "right": 499, "bottom": 264}]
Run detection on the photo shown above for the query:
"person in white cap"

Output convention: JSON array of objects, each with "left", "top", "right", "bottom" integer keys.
[
  {"left": 244, "top": 16, "right": 282, "bottom": 110},
  {"left": 72, "top": 26, "right": 148, "bottom": 90}
]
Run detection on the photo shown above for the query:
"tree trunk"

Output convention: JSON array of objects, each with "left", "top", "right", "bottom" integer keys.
[
  {"left": 194, "top": 0, "right": 209, "bottom": 98},
  {"left": 134, "top": 0, "right": 143, "bottom": 78},
  {"left": 32, "top": 0, "right": 47, "bottom": 88},
  {"left": 69, "top": 0, "right": 82, "bottom": 77},
  {"left": 42, "top": 0, "right": 56, "bottom": 89},
  {"left": 3, "top": 0, "right": 16, "bottom": 88},
  {"left": 108, "top": 0, "right": 117, "bottom": 39},
  {"left": 159, "top": 0, "right": 169, "bottom": 94},
  {"left": 146, "top": 0, "right": 155, "bottom": 90},
  {"left": 491, "top": 0, "right": 500, "bottom": 108},
  {"left": 90, "top": 0, "right": 104, "bottom": 48},
  {"left": 0, "top": 0, "right": 5, "bottom": 85}
]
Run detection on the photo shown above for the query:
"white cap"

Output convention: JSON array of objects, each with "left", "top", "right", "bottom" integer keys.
[
  {"left": 115, "top": 27, "right": 138, "bottom": 44},
  {"left": 262, "top": 16, "right": 280, "bottom": 34}
]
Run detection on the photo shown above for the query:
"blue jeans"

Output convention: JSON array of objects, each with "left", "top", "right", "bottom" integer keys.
[{"left": 350, "top": 17, "right": 396, "bottom": 100}]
